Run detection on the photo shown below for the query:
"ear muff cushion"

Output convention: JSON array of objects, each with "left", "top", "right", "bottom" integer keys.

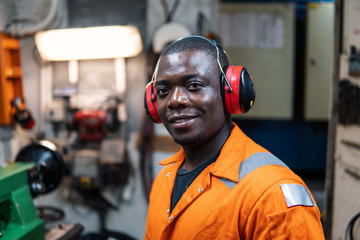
[
  {"left": 144, "top": 82, "right": 162, "bottom": 123},
  {"left": 240, "top": 67, "right": 256, "bottom": 113},
  {"left": 223, "top": 66, "right": 255, "bottom": 114}
]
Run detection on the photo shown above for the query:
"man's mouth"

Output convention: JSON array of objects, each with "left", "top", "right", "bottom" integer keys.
[
  {"left": 168, "top": 115, "right": 197, "bottom": 124},
  {"left": 173, "top": 118, "right": 191, "bottom": 123}
]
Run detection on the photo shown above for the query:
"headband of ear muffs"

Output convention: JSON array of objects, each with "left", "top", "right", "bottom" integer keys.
[{"left": 144, "top": 35, "right": 255, "bottom": 123}]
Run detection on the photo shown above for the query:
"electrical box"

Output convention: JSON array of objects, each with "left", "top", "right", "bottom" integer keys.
[
  {"left": 219, "top": 3, "right": 295, "bottom": 119},
  {"left": 304, "top": 3, "right": 334, "bottom": 120},
  {"left": 0, "top": 34, "right": 24, "bottom": 126}
]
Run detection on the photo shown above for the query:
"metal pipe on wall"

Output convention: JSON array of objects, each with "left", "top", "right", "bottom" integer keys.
[{"left": 5, "top": 0, "right": 60, "bottom": 37}]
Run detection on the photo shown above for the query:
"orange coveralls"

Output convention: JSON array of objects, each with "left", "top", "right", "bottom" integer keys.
[{"left": 145, "top": 123, "right": 325, "bottom": 240}]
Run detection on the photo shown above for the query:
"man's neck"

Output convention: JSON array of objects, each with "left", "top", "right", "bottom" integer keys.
[{"left": 181, "top": 122, "right": 232, "bottom": 171}]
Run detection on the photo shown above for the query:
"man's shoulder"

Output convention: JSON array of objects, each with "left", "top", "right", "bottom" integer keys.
[{"left": 238, "top": 153, "right": 303, "bottom": 187}]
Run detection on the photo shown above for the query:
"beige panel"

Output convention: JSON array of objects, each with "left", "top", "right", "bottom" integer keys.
[
  {"left": 304, "top": 3, "right": 334, "bottom": 120},
  {"left": 219, "top": 3, "right": 295, "bottom": 119}
]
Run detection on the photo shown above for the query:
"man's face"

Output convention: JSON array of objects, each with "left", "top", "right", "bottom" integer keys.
[{"left": 154, "top": 50, "right": 227, "bottom": 147}]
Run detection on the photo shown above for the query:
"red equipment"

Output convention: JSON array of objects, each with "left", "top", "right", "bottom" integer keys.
[{"left": 74, "top": 110, "right": 107, "bottom": 141}]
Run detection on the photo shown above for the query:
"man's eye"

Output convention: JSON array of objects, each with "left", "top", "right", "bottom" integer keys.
[
  {"left": 157, "top": 88, "right": 169, "bottom": 97},
  {"left": 188, "top": 83, "right": 202, "bottom": 90}
]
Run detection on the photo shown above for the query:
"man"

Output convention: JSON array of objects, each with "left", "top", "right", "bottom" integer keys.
[{"left": 144, "top": 36, "right": 325, "bottom": 239}]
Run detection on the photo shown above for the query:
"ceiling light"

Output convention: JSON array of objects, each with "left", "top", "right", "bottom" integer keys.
[{"left": 35, "top": 25, "right": 143, "bottom": 61}]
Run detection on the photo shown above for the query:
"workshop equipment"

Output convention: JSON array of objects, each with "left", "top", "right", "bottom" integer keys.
[
  {"left": 10, "top": 97, "right": 35, "bottom": 130},
  {"left": 0, "top": 140, "right": 79, "bottom": 240},
  {"left": 0, "top": 162, "right": 45, "bottom": 240},
  {"left": 68, "top": 97, "right": 132, "bottom": 239},
  {"left": 15, "top": 141, "right": 65, "bottom": 196},
  {"left": 0, "top": 34, "right": 28, "bottom": 127},
  {"left": 74, "top": 110, "right": 108, "bottom": 141},
  {"left": 338, "top": 80, "right": 360, "bottom": 125},
  {"left": 349, "top": 45, "right": 360, "bottom": 77}
]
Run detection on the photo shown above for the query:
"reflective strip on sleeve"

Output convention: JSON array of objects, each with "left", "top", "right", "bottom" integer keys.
[
  {"left": 220, "top": 152, "right": 289, "bottom": 189},
  {"left": 280, "top": 184, "right": 316, "bottom": 208},
  {"left": 238, "top": 152, "right": 289, "bottom": 182}
]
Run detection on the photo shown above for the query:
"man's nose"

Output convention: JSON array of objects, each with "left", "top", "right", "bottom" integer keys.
[{"left": 168, "top": 87, "right": 189, "bottom": 108}]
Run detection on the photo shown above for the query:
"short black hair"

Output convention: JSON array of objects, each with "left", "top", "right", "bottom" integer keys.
[{"left": 160, "top": 36, "right": 229, "bottom": 69}]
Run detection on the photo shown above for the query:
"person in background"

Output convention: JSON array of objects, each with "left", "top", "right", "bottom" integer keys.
[{"left": 143, "top": 35, "right": 325, "bottom": 239}]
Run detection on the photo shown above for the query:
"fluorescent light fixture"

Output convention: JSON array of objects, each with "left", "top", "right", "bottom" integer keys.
[
  {"left": 68, "top": 60, "right": 78, "bottom": 84},
  {"left": 35, "top": 25, "right": 143, "bottom": 61},
  {"left": 115, "top": 58, "right": 126, "bottom": 93}
]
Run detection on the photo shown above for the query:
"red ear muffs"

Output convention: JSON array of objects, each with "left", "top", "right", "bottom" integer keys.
[
  {"left": 144, "top": 65, "right": 256, "bottom": 123},
  {"left": 144, "top": 81, "right": 162, "bottom": 123},
  {"left": 222, "top": 66, "right": 255, "bottom": 114},
  {"left": 144, "top": 35, "right": 256, "bottom": 123}
]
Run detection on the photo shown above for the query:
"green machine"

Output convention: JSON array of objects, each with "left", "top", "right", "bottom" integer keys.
[
  {"left": 0, "top": 162, "right": 44, "bottom": 240},
  {"left": 0, "top": 141, "right": 65, "bottom": 240}
]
